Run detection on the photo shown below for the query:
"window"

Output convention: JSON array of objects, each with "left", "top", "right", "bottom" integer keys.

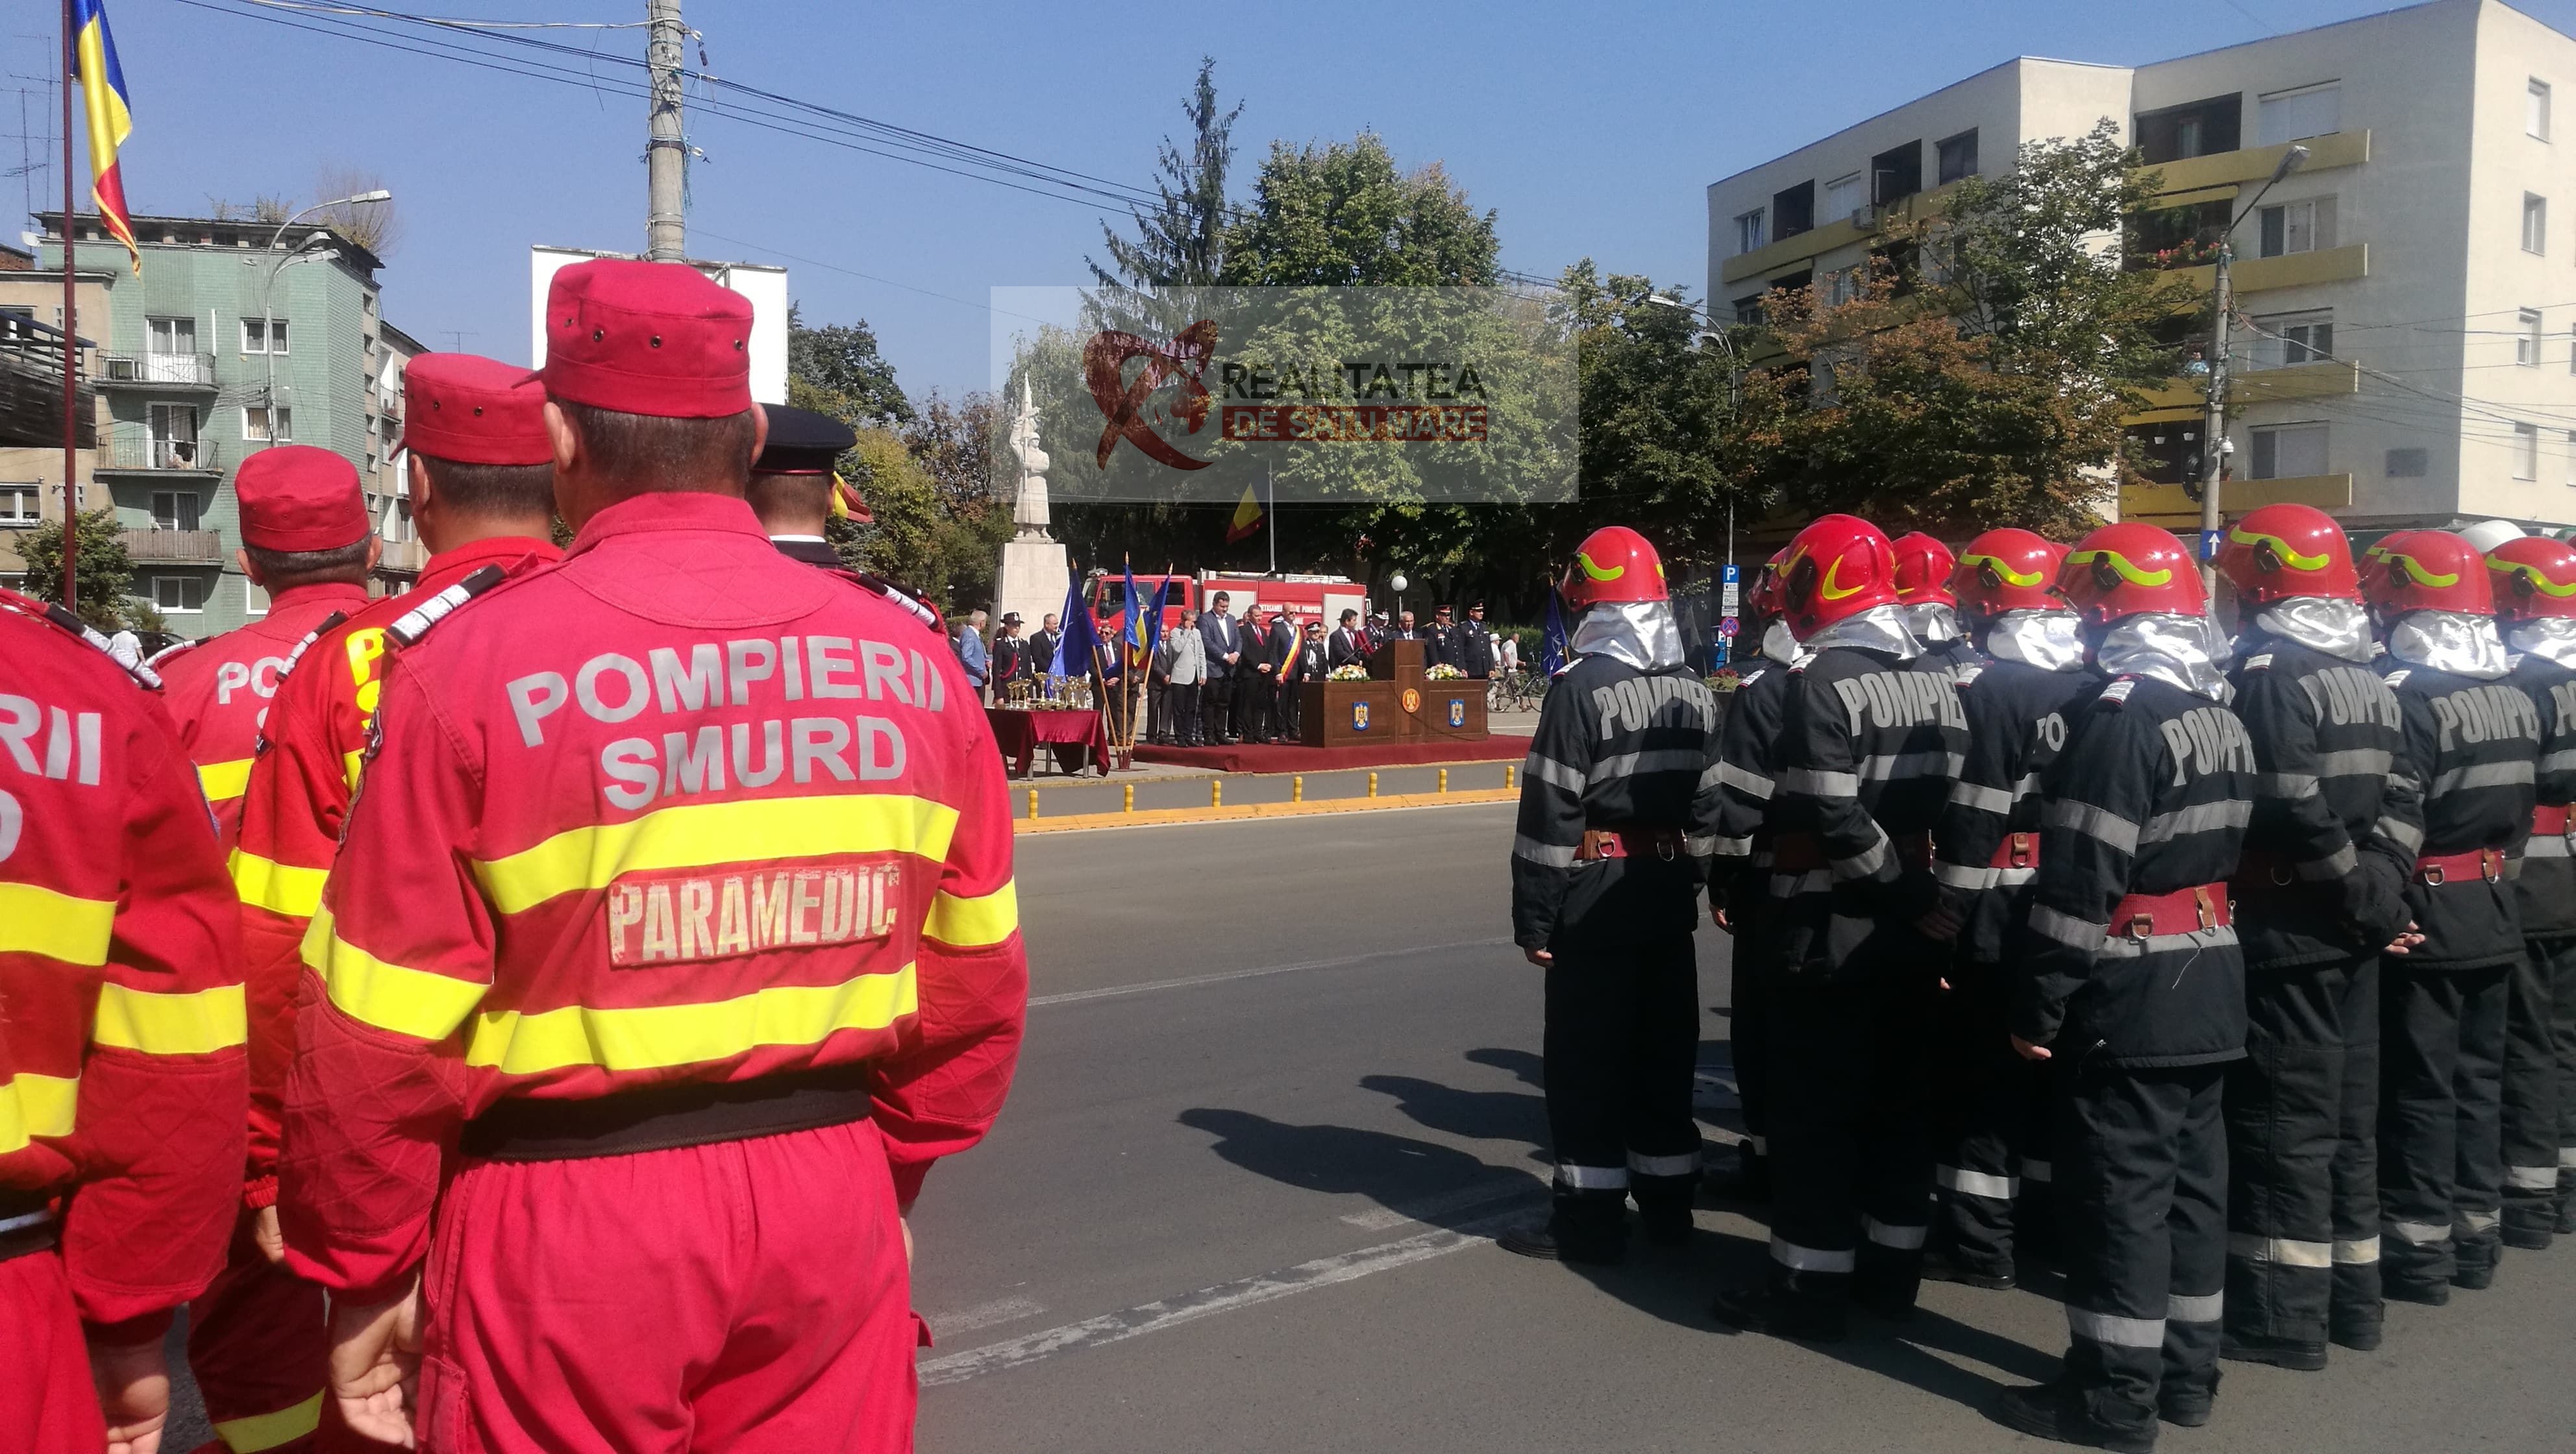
[
  {"left": 2257, "top": 197, "right": 2338, "bottom": 257},
  {"left": 1733, "top": 209, "right": 1766, "bottom": 255},
  {"left": 2535, "top": 79, "right": 2555, "bottom": 140},
  {"left": 2253, "top": 310, "right": 2333, "bottom": 369},
  {"left": 2386, "top": 447, "right": 2429, "bottom": 478},
  {"left": 149, "top": 576, "right": 205, "bottom": 613},
  {"left": 2257, "top": 83, "right": 2341, "bottom": 146},
  {"left": 1824, "top": 173, "right": 1864, "bottom": 224},
  {"left": 1937, "top": 129, "right": 1979, "bottom": 184},
  {"left": 1870, "top": 141, "right": 1922, "bottom": 206},
  {"left": 240, "top": 317, "right": 290, "bottom": 355},
  {"left": 2136, "top": 94, "right": 2242, "bottom": 164},
  {"left": 2251, "top": 422, "right": 2329, "bottom": 480},
  {"left": 0, "top": 486, "right": 36, "bottom": 524},
  {"left": 2522, "top": 310, "right": 2545, "bottom": 367},
  {"left": 146, "top": 315, "right": 196, "bottom": 355},
  {"left": 243, "top": 406, "right": 293, "bottom": 443},
  {"left": 147, "top": 404, "right": 199, "bottom": 468},
  {"left": 245, "top": 579, "right": 269, "bottom": 616},
  {"left": 1732, "top": 293, "right": 1766, "bottom": 326},
  {"left": 149, "top": 490, "right": 200, "bottom": 532},
  {"left": 1772, "top": 180, "right": 1814, "bottom": 240},
  {"left": 1826, "top": 267, "right": 1862, "bottom": 306},
  {"left": 2526, "top": 193, "right": 2549, "bottom": 254},
  {"left": 2516, "top": 422, "right": 2541, "bottom": 480}
]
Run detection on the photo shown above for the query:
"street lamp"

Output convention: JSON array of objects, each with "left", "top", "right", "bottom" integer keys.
[
  {"left": 249, "top": 190, "right": 391, "bottom": 451},
  {"left": 1389, "top": 571, "right": 1408, "bottom": 620},
  {"left": 2195, "top": 144, "right": 2308, "bottom": 584}
]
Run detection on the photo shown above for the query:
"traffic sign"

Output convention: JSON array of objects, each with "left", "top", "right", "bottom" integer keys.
[
  {"left": 1718, "top": 616, "right": 1740, "bottom": 637},
  {"left": 1720, "top": 583, "right": 1741, "bottom": 614},
  {"left": 2199, "top": 529, "right": 2224, "bottom": 560},
  {"left": 1722, "top": 563, "right": 1740, "bottom": 584}
]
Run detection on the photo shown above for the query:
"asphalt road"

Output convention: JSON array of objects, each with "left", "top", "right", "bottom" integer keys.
[{"left": 915, "top": 801, "right": 2576, "bottom": 1454}]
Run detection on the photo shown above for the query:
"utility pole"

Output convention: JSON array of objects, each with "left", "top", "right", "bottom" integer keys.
[
  {"left": 644, "top": 0, "right": 686, "bottom": 261},
  {"left": 2194, "top": 143, "right": 2308, "bottom": 588},
  {"left": 58, "top": 0, "right": 75, "bottom": 615}
]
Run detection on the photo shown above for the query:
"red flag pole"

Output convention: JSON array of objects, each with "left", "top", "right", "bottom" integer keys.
[{"left": 60, "top": 0, "right": 78, "bottom": 615}]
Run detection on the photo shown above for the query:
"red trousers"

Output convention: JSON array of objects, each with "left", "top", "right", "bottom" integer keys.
[
  {"left": 414, "top": 1116, "right": 918, "bottom": 1453},
  {"left": 0, "top": 1252, "right": 106, "bottom": 1454},
  {"left": 188, "top": 1213, "right": 332, "bottom": 1452}
]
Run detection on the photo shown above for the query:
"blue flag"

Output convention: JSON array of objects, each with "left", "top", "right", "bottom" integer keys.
[
  {"left": 1120, "top": 561, "right": 1146, "bottom": 672},
  {"left": 1542, "top": 588, "right": 1570, "bottom": 678},
  {"left": 1051, "top": 571, "right": 1102, "bottom": 678}
]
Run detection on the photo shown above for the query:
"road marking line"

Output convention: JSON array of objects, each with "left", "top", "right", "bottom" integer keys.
[
  {"left": 1030, "top": 937, "right": 1513, "bottom": 1008},
  {"left": 1338, "top": 1176, "right": 1545, "bottom": 1232},
  {"left": 924, "top": 1296, "right": 1046, "bottom": 1337},
  {"left": 917, "top": 1210, "right": 1520, "bottom": 1387}
]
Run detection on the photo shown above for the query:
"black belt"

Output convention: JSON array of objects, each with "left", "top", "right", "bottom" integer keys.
[
  {"left": 0, "top": 1189, "right": 59, "bottom": 1264},
  {"left": 459, "top": 1065, "right": 874, "bottom": 1164}
]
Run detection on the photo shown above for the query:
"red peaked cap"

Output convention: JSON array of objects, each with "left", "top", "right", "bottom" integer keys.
[
  {"left": 398, "top": 352, "right": 553, "bottom": 466},
  {"left": 538, "top": 258, "right": 753, "bottom": 419},
  {"left": 234, "top": 444, "right": 369, "bottom": 552}
]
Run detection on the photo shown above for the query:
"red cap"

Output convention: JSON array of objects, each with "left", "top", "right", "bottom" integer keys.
[
  {"left": 234, "top": 445, "right": 369, "bottom": 552},
  {"left": 397, "top": 353, "right": 553, "bottom": 466},
  {"left": 538, "top": 258, "right": 753, "bottom": 419}
]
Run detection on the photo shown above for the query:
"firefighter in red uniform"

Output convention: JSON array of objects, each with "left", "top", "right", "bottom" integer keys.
[
  {"left": 156, "top": 447, "right": 378, "bottom": 854},
  {"left": 0, "top": 591, "right": 249, "bottom": 1453},
  {"left": 215, "top": 356, "right": 564, "bottom": 1454},
  {"left": 277, "top": 259, "right": 1029, "bottom": 1451}
]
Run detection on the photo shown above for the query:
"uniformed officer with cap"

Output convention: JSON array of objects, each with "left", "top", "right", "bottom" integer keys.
[{"left": 747, "top": 401, "right": 867, "bottom": 566}]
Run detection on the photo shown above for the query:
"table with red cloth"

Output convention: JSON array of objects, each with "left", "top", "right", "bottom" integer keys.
[{"left": 987, "top": 706, "right": 1109, "bottom": 778}]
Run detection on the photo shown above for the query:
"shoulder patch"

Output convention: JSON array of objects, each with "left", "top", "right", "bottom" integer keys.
[
  {"left": 39, "top": 603, "right": 164, "bottom": 690},
  {"left": 2242, "top": 653, "right": 2272, "bottom": 671},
  {"left": 2098, "top": 678, "right": 2137, "bottom": 706},
  {"left": 837, "top": 570, "right": 945, "bottom": 635},
  {"left": 1953, "top": 663, "right": 1985, "bottom": 687},
  {"left": 388, "top": 565, "right": 507, "bottom": 647},
  {"left": 2382, "top": 669, "right": 2410, "bottom": 690},
  {"left": 143, "top": 639, "right": 193, "bottom": 671},
  {"left": 1739, "top": 663, "right": 1768, "bottom": 685}
]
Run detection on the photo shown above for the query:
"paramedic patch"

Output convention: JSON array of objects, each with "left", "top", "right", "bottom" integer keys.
[{"left": 607, "top": 859, "right": 903, "bottom": 967}]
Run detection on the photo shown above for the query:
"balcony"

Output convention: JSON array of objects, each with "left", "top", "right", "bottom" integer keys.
[
  {"left": 2121, "top": 473, "right": 2353, "bottom": 523},
  {"left": 2155, "top": 244, "right": 2370, "bottom": 301},
  {"left": 121, "top": 528, "right": 225, "bottom": 565},
  {"left": 375, "top": 536, "right": 427, "bottom": 576},
  {"left": 99, "top": 353, "right": 217, "bottom": 389},
  {"left": 2142, "top": 130, "right": 2372, "bottom": 199},
  {"left": 2122, "top": 360, "right": 2359, "bottom": 425},
  {"left": 97, "top": 437, "right": 222, "bottom": 476}
]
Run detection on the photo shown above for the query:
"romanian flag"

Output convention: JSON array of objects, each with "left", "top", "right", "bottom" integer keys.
[
  {"left": 1225, "top": 483, "right": 1263, "bottom": 543},
  {"left": 72, "top": 0, "right": 140, "bottom": 268}
]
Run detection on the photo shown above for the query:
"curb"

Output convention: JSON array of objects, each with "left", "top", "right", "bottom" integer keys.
[{"left": 1015, "top": 787, "right": 1517, "bottom": 835}]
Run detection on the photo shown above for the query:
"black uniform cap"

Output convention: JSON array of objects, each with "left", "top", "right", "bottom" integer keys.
[{"left": 754, "top": 404, "right": 859, "bottom": 476}]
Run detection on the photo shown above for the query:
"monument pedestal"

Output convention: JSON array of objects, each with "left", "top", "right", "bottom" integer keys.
[{"left": 997, "top": 537, "right": 1069, "bottom": 647}]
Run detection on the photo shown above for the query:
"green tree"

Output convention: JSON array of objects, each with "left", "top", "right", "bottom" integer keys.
[
  {"left": 16, "top": 509, "right": 143, "bottom": 630},
  {"left": 1219, "top": 133, "right": 1498, "bottom": 288},
  {"left": 1555, "top": 260, "right": 1750, "bottom": 563},
  {"left": 1089, "top": 56, "right": 1239, "bottom": 293},
  {"left": 786, "top": 306, "right": 911, "bottom": 426}
]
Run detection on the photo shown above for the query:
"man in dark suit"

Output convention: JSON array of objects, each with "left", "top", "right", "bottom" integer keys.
[
  {"left": 1459, "top": 601, "right": 1498, "bottom": 680},
  {"left": 1237, "top": 606, "right": 1278, "bottom": 743},
  {"left": 1200, "top": 593, "right": 1243, "bottom": 743},
  {"left": 1393, "top": 611, "right": 1421, "bottom": 643},
  {"left": 1028, "top": 612, "right": 1061, "bottom": 678},
  {"left": 1328, "top": 609, "right": 1370, "bottom": 671},
  {"left": 1282, "top": 618, "right": 1328, "bottom": 741},
  {"left": 1423, "top": 604, "right": 1460, "bottom": 669},
  {"left": 1267, "top": 609, "right": 1301, "bottom": 741}
]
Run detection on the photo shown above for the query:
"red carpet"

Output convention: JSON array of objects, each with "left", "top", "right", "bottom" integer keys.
[{"left": 1132, "top": 737, "right": 1528, "bottom": 773}]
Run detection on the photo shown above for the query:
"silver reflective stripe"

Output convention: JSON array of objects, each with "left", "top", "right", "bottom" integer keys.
[
  {"left": 1684, "top": 835, "right": 1720, "bottom": 859},
  {"left": 2012, "top": 770, "right": 2044, "bottom": 798},
  {"left": 2297, "top": 844, "right": 2362, "bottom": 880},
  {"left": 2020, "top": 1159, "right": 2053, "bottom": 1183},
  {"left": 2030, "top": 904, "right": 2108, "bottom": 951},
  {"left": 1770, "top": 1237, "right": 1857, "bottom": 1273},
  {"left": 2527, "top": 836, "right": 2572, "bottom": 859},
  {"left": 1514, "top": 835, "right": 1579, "bottom": 868},
  {"left": 2258, "top": 772, "right": 2321, "bottom": 800},
  {"left": 1746, "top": 1135, "right": 1768, "bottom": 1155},
  {"left": 1857, "top": 750, "right": 1964, "bottom": 782},
  {"left": 2228, "top": 1233, "right": 2332, "bottom": 1268},
  {"left": 2046, "top": 799, "right": 2140, "bottom": 853},
  {"left": 1937, "top": 1165, "right": 2017, "bottom": 1200},
  {"left": 2544, "top": 749, "right": 2576, "bottom": 774},
  {"left": 2168, "top": 1290, "right": 2223, "bottom": 1323},
  {"left": 1768, "top": 870, "right": 1833, "bottom": 898},
  {"left": 1831, "top": 832, "right": 1893, "bottom": 881},
  {"left": 1994, "top": 865, "right": 2037, "bottom": 887},
  {"left": 2376, "top": 817, "right": 2426, "bottom": 854},
  {"left": 1715, "top": 761, "right": 1776, "bottom": 800},
  {"left": 1948, "top": 780, "right": 2016, "bottom": 814},
  {"left": 1591, "top": 748, "right": 1708, "bottom": 785},
  {"left": 1525, "top": 753, "right": 1585, "bottom": 793},
  {"left": 2140, "top": 799, "right": 2252, "bottom": 843},
  {"left": 2458, "top": 1209, "right": 2501, "bottom": 1233},
  {"left": 2333, "top": 1237, "right": 2379, "bottom": 1264},
  {"left": 1627, "top": 1150, "right": 1698, "bottom": 1178},
  {"left": 0, "top": 1208, "right": 53, "bottom": 1235},
  {"left": 2316, "top": 747, "right": 2394, "bottom": 778},
  {"left": 1780, "top": 767, "right": 1862, "bottom": 798},
  {"left": 1935, "top": 862, "right": 2000, "bottom": 891},
  {"left": 1555, "top": 1163, "right": 1629, "bottom": 1190},
  {"left": 1864, "top": 1217, "right": 1928, "bottom": 1250},
  {"left": 2388, "top": 772, "right": 2422, "bottom": 795},
  {"left": 2431, "top": 761, "right": 2536, "bottom": 794},
  {"left": 2507, "top": 1164, "right": 2560, "bottom": 1190},
  {"left": 2388, "top": 1220, "right": 2452, "bottom": 1246},
  {"left": 2562, "top": 1145, "right": 2576, "bottom": 1168},
  {"left": 2068, "top": 1308, "right": 2165, "bottom": 1348},
  {"left": 1711, "top": 835, "right": 1754, "bottom": 857},
  {"left": 2097, "top": 925, "right": 2238, "bottom": 960}
]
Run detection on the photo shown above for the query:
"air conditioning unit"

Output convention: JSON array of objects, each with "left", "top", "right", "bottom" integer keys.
[
  {"left": 1852, "top": 206, "right": 1876, "bottom": 228},
  {"left": 105, "top": 356, "right": 140, "bottom": 381}
]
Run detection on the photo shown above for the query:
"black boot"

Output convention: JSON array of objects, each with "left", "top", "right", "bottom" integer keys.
[
  {"left": 1636, "top": 1199, "right": 1694, "bottom": 1249},
  {"left": 2220, "top": 1331, "right": 2327, "bottom": 1372},
  {"left": 1707, "top": 1282, "right": 1847, "bottom": 1342},
  {"left": 2327, "top": 1315, "right": 2383, "bottom": 1352},
  {"left": 1498, "top": 1199, "right": 1626, "bottom": 1265},
  {"left": 1919, "top": 1247, "right": 2016, "bottom": 1291},
  {"left": 2158, "top": 1366, "right": 2218, "bottom": 1428},
  {"left": 1990, "top": 1381, "right": 2157, "bottom": 1453}
]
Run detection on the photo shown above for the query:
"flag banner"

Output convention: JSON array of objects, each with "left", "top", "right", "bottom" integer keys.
[
  {"left": 71, "top": 0, "right": 139, "bottom": 268},
  {"left": 1225, "top": 484, "right": 1262, "bottom": 543},
  {"left": 1542, "top": 589, "right": 1570, "bottom": 678},
  {"left": 1050, "top": 571, "right": 1102, "bottom": 679}
]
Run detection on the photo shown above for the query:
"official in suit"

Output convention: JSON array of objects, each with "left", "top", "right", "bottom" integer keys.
[
  {"left": 1424, "top": 605, "right": 1460, "bottom": 669},
  {"left": 1328, "top": 610, "right": 1369, "bottom": 672},
  {"left": 1283, "top": 619, "right": 1328, "bottom": 741},
  {"left": 1154, "top": 608, "right": 1206, "bottom": 745},
  {"left": 1200, "top": 593, "right": 1243, "bottom": 743},
  {"left": 1028, "top": 613, "right": 1061, "bottom": 678},
  {"left": 1267, "top": 610, "right": 1301, "bottom": 741},
  {"left": 1460, "top": 602, "right": 1498, "bottom": 680},
  {"left": 1236, "top": 606, "right": 1278, "bottom": 743}
]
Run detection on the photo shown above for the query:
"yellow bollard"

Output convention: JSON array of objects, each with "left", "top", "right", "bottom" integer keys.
[
  {"left": 1368, "top": 771, "right": 1380, "bottom": 798},
  {"left": 1124, "top": 783, "right": 1135, "bottom": 813},
  {"left": 1211, "top": 779, "right": 1222, "bottom": 808},
  {"left": 1027, "top": 788, "right": 1039, "bottom": 820},
  {"left": 1293, "top": 775, "right": 1304, "bottom": 802},
  {"left": 1504, "top": 763, "right": 1515, "bottom": 791},
  {"left": 1438, "top": 767, "right": 1449, "bottom": 794}
]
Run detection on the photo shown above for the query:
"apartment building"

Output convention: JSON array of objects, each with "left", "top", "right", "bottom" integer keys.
[{"left": 1704, "top": 0, "right": 2576, "bottom": 531}]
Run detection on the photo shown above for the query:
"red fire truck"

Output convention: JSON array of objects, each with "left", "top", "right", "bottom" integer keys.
[{"left": 1087, "top": 570, "right": 1370, "bottom": 634}]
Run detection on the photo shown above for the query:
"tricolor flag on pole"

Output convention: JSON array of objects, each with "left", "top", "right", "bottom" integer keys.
[
  {"left": 71, "top": 0, "right": 140, "bottom": 269},
  {"left": 1225, "top": 482, "right": 1263, "bottom": 543}
]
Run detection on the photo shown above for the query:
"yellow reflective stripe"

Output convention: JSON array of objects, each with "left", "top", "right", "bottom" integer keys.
[
  {"left": 0, "top": 883, "right": 115, "bottom": 965},
  {"left": 303, "top": 906, "right": 489, "bottom": 1042},
  {"left": 465, "top": 963, "right": 917, "bottom": 1076},
  {"left": 926, "top": 879, "right": 1019, "bottom": 948},
  {"left": 230, "top": 849, "right": 328, "bottom": 918},
  {"left": 212, "top": 1390, "right": 325, "bottom": 1453},
  {"left": 91, "top": 981, "right": 247, "bottom": 1056},
  {"left": 472, "top": 795, "right": 962, "bottom": 916},
  {"left": 0, "top": 1072, "right": 79, "bottom": 1155},
  {"left": 198, "top": 758, "right": 254, "bottom": 802},
  {"left": 342, "top": 749, "right": 365, "bottom": 791}
]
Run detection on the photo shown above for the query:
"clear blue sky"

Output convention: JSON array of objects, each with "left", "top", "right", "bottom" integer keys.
[{"left": 12, "top": 0, "right": 2575, "bottom": 402}]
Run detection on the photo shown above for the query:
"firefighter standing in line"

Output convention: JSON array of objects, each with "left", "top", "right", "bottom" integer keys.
[
  {"left": 1992, "top": 523, "right": 2253, "bottom": 1451},
  {"left": 1707, "top": 548, "right": 1800, "bottom": 1201},
  {"left": 1894, "top": 530, "right": 1978, "bottom": 679},
  {"left": 0, "top": 591, "right": 249, "bottom": 1453},
  {"left": 1707, "top": 513, "right": 1966, "bottom": 1341},
  {"left": 746, "top": 402, "right": 869, "bottom": 565},
  {"left": 274, "top": 260, "right": 1029, "bottom": 1451},
  {"left": 2361, "top": 530, "right": 2537, "bottom": 1303},
  {"left": 1923, "top": 528, "right": 2096, "bottom": 1294},
  {"left": 1502, "top": 525, "right": 1726, "bottom": 1263},
  {"left": 155, "top": 447, "right": 380, "bottom": 855},
  {"left": 2211, "top": 504, "right": 2418, "bottom": 1373},
  {"left": 2485, "top": 536, "right": 2576, "bottom": 1252}
]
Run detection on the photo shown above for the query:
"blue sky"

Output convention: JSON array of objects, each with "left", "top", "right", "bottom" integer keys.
[{"left": 13, "top": 0, "right": 2576, "bottom": 401}]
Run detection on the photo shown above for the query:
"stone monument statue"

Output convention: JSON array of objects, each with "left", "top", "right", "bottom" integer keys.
[
  {"left": 1009, "top": 376, "right": 1052, "bottom": 541},
  {"left": 995, "top": 374, "right": 1072, "bottom": 658}
]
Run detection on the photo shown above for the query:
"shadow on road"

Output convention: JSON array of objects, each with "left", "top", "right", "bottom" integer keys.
[
  {"left": 1357, "top": 1073, "right": 1548, "bottom": 1155},
  {"left": 1462, "top": 1046, "right": 1544, "bottom": 1088},
  {"left": 1174, "top": 1108, "right": 1537, "bottom": 1234}
]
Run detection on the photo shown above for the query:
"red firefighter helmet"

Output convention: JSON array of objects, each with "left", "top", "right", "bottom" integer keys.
[
  {"left": 2361, "top": 529, "right": 2492, "bottom": 617},
  {"left": 1748, "top": 547, "right": 1790, "bottom": 620},
  {"left": 2217, "top": 503, "right": 2359, "bottom": 607},
  {"left": 1779, "top": 515, "right": 1900, "bottom": 637},
  {"left": 1953, "top": 528, "right": 2061, "bottom": 617},
  {"left": 1892, "top": 532, "right": 1958, "bottom": 607},
  {"left": 2489, "top": 536, "right": 2576, "bottom": 623},
  {"left": 1561, "top": 526, "right": 1668, "bottom": 608},
  {"left": 2061, "top": 523, "right": 2207, "bottom": 625}
]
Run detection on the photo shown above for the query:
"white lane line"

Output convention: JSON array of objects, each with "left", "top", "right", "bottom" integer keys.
[
  {"left": 1029, "top": 937, "right": 1513, "bottom": 1008},
  {"left": 924, "top": 1296, "right": 1046, "bottom": 1338},
  {"left": 1338, "top": 1176, "right": 1546, "bottom": 1232},
  {"left": 917, "top": 1210, "right": 1521, "bottom": 1387}
]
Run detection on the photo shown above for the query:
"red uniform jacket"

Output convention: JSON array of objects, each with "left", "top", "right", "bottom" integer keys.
[
  {"left": 0, "top": 591, "right": 249, "bottom": 1333},
  {"left": 277, "top": 494, "right": 1028, "bottom": 1298},
  {"left": 229, "top": 537, "right": 561, "bottom": 1207},
  {"left": 157, "top": 582, "right": 373, "bottom": 856}
]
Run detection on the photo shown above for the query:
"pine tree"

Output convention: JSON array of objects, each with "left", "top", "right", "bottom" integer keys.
[{"left": 1089, "top": 58, "right": 1240, "bottom": 293}]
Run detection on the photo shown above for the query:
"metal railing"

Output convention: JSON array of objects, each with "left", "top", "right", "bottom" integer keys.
[
  {"left": 101, "top": 352, "right": 218, "bottom": 386},
  {"left": 119, "top": 437, "right": 221, "bottom": 471},
  {"left": 121, "top": 528, "right": 225, "bottom": 563}
]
